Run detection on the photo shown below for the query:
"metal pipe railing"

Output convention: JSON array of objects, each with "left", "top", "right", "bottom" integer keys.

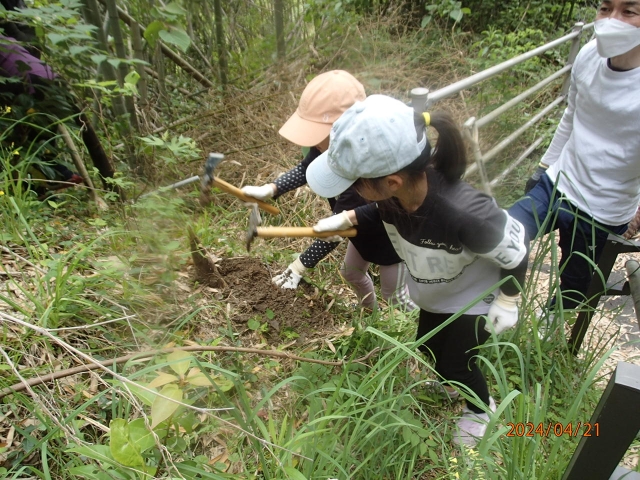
[
  {"left": 489, "top": 136, "right": 545, "bottom": 188},
  {"left": 482, "top": 95, "right": 565, "bottom": 163},
  {"left": 409, "top": 22, "right": 595, "bottom": 195},
  {"left": 427, "top": 22, "right": 592, "bottom": 107},
  {"left": 476, "top": 65, "right": 571, "bottom": 128}
]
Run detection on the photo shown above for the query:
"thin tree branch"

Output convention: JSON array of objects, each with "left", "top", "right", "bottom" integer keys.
[{"left": 0, "top": 313, "right": 380, "bottom": 398}]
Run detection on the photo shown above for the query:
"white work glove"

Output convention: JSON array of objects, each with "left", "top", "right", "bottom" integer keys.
[
  {"left": 241, "top": 184, "right": 276, "bottom": 201},
  {"left": 484, "top": 292, "right": 519, "bottom": 335},
  {"left": 313, "top": 211, "right": 353, "bottom": 242},
  {"left": 272, "top": 257, "right": 306, "bottom": 289}
]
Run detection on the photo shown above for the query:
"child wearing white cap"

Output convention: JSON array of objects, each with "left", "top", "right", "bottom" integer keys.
[
  {"left": 241, "top": 71, "right": 417, "bottom": 312},
  {"left": 306, "top": 94, "right": 529, "bottom": 447}
]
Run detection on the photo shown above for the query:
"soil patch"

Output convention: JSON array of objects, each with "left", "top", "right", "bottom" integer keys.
[{"left": 202, "top": 256, "right": 337, "bottom": 343}]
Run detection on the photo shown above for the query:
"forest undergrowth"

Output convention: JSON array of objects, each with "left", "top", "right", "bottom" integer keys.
[{"left": 1, "top": 4, "right": 639, "bottom": 479}]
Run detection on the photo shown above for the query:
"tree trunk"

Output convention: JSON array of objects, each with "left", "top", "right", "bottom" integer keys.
[
  {"left": 75, "top": 112, "right": 126, "bottom": 201},
  {"left": 95, "top": 0, "right": 214, "bottom": 89},
  {"left": 130, "top": 21, "right": 148, "bottom": 110},
  {"left": 104, "top": 0, "right": 139, "bottom": 132},
  {"left": 82, "top": 0, "right": 128, "bottom": 120},
  {"left": 213, "top": 0, "right": 228, "bottom": 88},
  {"left": 274, "top": 0, "right": 285, "bottom": 62}
]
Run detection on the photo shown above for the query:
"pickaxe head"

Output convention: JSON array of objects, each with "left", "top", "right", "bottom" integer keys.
[
  {"left": 201, "top": 153, "right": 225, "bottom": 190},
  {"left": 245, "top": 204, "right": 262, "bottom": 252}
]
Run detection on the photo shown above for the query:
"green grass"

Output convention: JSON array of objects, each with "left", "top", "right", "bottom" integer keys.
[{"left": 1, "top": 14, "right": 637, "bottom": 480}]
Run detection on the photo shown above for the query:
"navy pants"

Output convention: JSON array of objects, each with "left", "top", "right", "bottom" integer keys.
[{"left": 508, "top": 175, "right": 628, "bottom": 309}]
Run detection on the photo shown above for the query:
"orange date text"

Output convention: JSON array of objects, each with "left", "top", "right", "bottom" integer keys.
[{"left": 505, "top": 422, "right": 600, "bottom": 437}]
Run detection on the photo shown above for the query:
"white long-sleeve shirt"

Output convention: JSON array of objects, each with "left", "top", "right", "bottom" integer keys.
[{"left": 544, "top": 40, "right": 640, "bottom": 226}]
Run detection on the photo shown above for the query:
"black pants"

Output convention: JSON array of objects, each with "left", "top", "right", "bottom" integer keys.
[{"left": 417, "top": 310, "right": 491, "bottom": 413}]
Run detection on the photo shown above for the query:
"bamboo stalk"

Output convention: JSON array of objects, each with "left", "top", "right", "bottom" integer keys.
[
  {"left": 144, "top": 66, "right": 190, "bottom": 96},
  {"left": 213, "top": 0, "right": 228, "bottom": 88},
  {"left": 130, "top": 21, "right": 148, "bottom": 109},
  {"left": 274, "top": 0, "right": 285, "bottom": 62},
  {"left": 58, "top": 123, "right": 108, "bottom": 210},
  {"left": 95, "top": 0, "right": 214, "bottom": 89},
  {"left": 82, "top": 0, "right": 128, "bottom": 120},
  {"left": 104, "top": 0, "right": 139, "bottom": 132}
]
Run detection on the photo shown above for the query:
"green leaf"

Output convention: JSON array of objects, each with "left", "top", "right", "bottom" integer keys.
[
  {"left": 107, "top": 58, "right": 122, "bottom": 69},
  {"left": 67, "top": 444, "right": 114, "bottom": 464},
  {"left": 158, "top": 27, "right": 191, "bottom": 53},
  {"left": 87, "top": 218, "right": 107, "bottom": 227},
  {"left": 69, "top": 45, "right": 89, "bottom": 56},
  {"left": 148, "top": 372, "right": 179, "bottom": 388},
  {"left": 282, "top": 466, "right": 308, "bottom": 480},
  {"left": 265, "top": 309, "right": 275, "bottom": 320},
  {"left": 421, "top": 15, "right": 431, "bottom": 28},
  {"left": 164, "top": 1, "right": 188, "bottom": 15},
  {"left": 248, "top": 318, "right": 261, "bottom": 331},
  {"left": 151, "top": 384, "right": 183, "bottom": 429},
  {"left": 90, "top": 54, "right": 107, "bottom": 65},
  {"left": 128, "top": 418, "right": 156, "bottom": 453},
  {"left": 186, "top": 367, "right": 214, "bottom": 386},
  {"left": 167, "top": 350, "right": 192, "bottom": 377},
  {"left": 68, "top": 465, "right": 113, "bottom": 480},
  {"left": 47, "top": 33, "right": 67, "bottom": 45},
  {"left": 125, "top": 382, "right": 157, "bottom": 407},
  {"left": 419, "top": 442, "right": 428, "bottom": 456},
  {"left": 109, "top": 418, "right": 145, "bottom": 468},
  {"left": 428, "top": 448, "right": 439, "bottom": 463},
  {"left": 144, "top": 20, "right": 164, "bottom": 48},
  {"left": 449, "top": 9, "right": 463, "bottom": 22},
  {"left": 124, "top": 70, "right": 140, "bottom": 86}
]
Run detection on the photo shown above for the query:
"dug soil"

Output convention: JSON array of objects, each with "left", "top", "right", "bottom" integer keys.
[{"left": 198, "top": 256, "right": 339, "bottom": 344}]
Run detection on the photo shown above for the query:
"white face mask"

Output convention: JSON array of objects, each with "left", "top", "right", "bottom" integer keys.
[{"left": 594, "top": 18, "right": 640, "bottom": 58}]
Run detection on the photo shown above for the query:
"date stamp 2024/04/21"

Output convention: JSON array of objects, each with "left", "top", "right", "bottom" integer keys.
[{"left": 506, "top": 422, "right": 600, "bottom": 438}]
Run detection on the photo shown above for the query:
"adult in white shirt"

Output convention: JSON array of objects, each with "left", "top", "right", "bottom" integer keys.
[{"left": 509, "top": 0, "right": 640, "bottom": 312}]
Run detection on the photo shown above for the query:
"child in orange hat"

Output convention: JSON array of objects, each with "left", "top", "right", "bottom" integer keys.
[{"left": 242, "top": 71, "right": 417, "bottom": 312}]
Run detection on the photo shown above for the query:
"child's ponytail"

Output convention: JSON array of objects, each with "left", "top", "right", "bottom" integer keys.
[{"left": 413, "top": 111, "right": 467, "bottom": 182}]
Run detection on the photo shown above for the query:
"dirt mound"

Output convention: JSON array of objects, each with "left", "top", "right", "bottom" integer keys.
[{"left": 203, "top": 256, "right": 337, "bottom": 343}]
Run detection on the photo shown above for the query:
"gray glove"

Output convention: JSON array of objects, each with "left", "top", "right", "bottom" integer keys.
[{"left": 524, "top": 164, "right": 548, "bottom": 194}]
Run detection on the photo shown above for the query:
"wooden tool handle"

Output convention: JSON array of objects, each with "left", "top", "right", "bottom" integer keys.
[
  {"left": 256, "top": 227, "right": 357, "bottom": 238},
  {"left": 212, "top": 177, "right": 280, "bottom": 216}
]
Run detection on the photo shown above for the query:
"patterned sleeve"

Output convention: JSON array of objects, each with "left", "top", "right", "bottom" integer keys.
[
  {"left": 273, "top": 147, "right": 321, "bottom": 199},
  {"left": 273, "top": 163, "right": 307, "bottom": 198},
  {"left": 299, "top": 239, "right": 341, "bottom": 268}
]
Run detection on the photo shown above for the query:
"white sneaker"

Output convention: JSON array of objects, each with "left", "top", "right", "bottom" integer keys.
[{"left": 453, "top": 397, "right": 497, "bottom": 447}]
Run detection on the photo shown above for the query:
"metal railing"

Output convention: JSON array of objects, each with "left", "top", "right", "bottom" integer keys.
[{"left": 411, "top": 21, "right": 594, "bottom": 196}]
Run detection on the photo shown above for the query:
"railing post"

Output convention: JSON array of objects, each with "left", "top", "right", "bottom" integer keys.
[
  {"left": 463, "top": 117, "right": 492, "bottom": 196},
  {"left": 561, "top": 22, "right": 585, "bottom": 96},
  {"left": 410, "top": 87, "right": 430, "bottom": 113},
  {"left": 626, "top": 259, "right": 640, "bottom": 330},
  {"left": 562, "top": 362, "right": 640, "bottom": 480}
]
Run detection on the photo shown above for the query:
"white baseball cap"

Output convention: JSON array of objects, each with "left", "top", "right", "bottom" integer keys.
[{"left": 306, "top": 94, "right": 423, "bottom": 198}]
